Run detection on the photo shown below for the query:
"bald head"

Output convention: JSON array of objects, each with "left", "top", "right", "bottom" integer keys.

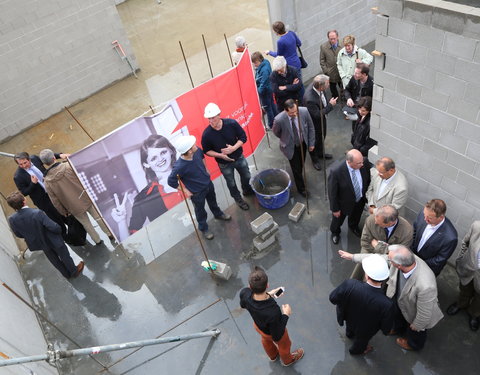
[{"left": 346, "top": 149, "right": 364, "bottom": 170}]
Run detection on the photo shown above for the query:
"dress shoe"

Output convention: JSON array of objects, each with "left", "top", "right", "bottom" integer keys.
[
  {"left": 388, "top": 329, "right": 398, "bottom": 336},
  {"left": 363, "top": 345, "right": 373, "bottom": 354},
  {"left": 215, "top": 213, "right": 231, "bottom": 221},
  {"left": 95, "top": 240, "right": 104, "bottom": 246},
  {"left": 321, "top": 153, "right": 333, "bottom": 159},
  {"left": 396, "top": 337, "right": 414, "bottom": 351},
  {"left": 235, "top": 198, "right": 249, "bottom": 210},
  {"left": 202, "top": 231, "right": 214, "bottom": 240},
  {"left": 298, "top": 190, "right": 308, "bottom": 198},
  {"left": 350, "top": 227, "right": 361, "bottom": 237},
  {"left": 243, "top": 189, "right": 256, "bottom": 197},
  {"left": 469, "top": 316, "right": 479, "bottom": 331},
  {"left": 108, "top": 235, "right": 116, "bottom": 241},
  {"left": 73, "top": 261, "right": 85, "bottom": 278},
  {"left": 282, "top": 348, "right": 304, "bottom": 367},
  {"left": 313, "top": 162, "right": 322, "bottom": 171},
  {"left": 446, "top": 302, "right": 461, "bottom": 316},
  {"left": 331, "top": 234, "right": 340, "bottom": 244}
]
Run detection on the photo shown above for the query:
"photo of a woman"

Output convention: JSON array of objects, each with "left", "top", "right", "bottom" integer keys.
[{"left": 111, "top": 134, "right": 183, "bottom": 239}]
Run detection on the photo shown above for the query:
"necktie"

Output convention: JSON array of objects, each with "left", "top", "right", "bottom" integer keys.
[
  {"left": 384, "top": 227, "right": 390, "bottom": 241},
  {"left": 291, "top": 118, "right": 300, "bottom": 146},
  {"left": 320, "top": 92, "right": 327, "bottom": 108},
  {"left": 351, "top": 170, "right": 362, "bottom": 202}
]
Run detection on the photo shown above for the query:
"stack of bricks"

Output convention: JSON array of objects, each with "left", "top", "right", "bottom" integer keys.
[{"left": 250, "top": 213, "right": 279, "bottom": 252}]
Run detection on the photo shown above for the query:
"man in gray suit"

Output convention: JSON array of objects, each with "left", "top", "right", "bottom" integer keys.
[
  {"left": 366, "top": 157, "right": 408, "bottom": 214},
  {"left": 447, "top": 220, "right": 480, "bottom": 331},
  {"left": 272, "top": 99, "right": 315, "bottom": 197},
  {"left": 339, "top": 244, "right": 444, "bottom": 351},
  {"left": 350, "top": 205, "right": 413, "bottom": 280}
]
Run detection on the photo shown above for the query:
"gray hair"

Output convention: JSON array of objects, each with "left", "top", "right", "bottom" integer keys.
[
  {"left": 376, "top": 157, "right": 395, "bottom": 171},
  {"left": 272, "top": 56, "right": 287, "bottom": 72},
  {"left": 375, "top": 205, "right": 398, "bottom": 224},
  {"left": 313, "top": 74, "right": 329, "bottom": 90},
  {"left": 388, "top": 245, "right": 415, "bottom": 267},
  {"left": 39, "top": 149, "right": 55, "bottom": 166},
  {"left": 235, "top": 35, "right": 246, "bottom": 48}
]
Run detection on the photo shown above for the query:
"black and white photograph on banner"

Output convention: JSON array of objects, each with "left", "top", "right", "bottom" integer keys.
[{"left": 69, "top": 101, "right": 189, "bottom": 242}]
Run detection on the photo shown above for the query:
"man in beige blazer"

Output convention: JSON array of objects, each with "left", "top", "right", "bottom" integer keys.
[
  {"left": 350, "top": 205, "right": 413, "bottom": 280},
  {"left": 447, "top": 220, "right": 480, "bottom": 331},
  {"left": 366, "top": 157, "right": 408, "bottom": 214},
  {"left": 320, "top": 30, "right": 343, "bottom": 99},
  {"left": 339, "top": 245, "right": 443, "bottom": 351}
]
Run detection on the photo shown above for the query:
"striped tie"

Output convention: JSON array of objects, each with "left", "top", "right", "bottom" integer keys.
[{"left": 351, "top": 170, "right": 362, "bottom": 202}]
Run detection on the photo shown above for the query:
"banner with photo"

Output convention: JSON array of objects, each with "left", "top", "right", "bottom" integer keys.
[{"left": 69, "top": 49, "right": 264, "bottom": 242}]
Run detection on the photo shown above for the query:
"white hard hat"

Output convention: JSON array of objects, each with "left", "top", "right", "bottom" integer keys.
[
  {"left": 174, "top": 135, "right": 196, "bottom": 155},
  {"left": 204, "top": 103, "right": 221, "bottom": 118},
  {"left": 362, "top": 254, "right": 389, "bottom": 281}
]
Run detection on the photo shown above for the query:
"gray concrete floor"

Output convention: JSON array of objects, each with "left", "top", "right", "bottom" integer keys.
[
  {"left": 2, "top": 0, "right": 479, "bottom": 373},
  {"left": 17, "top": 108, "right": 480, "bottom": 374}
]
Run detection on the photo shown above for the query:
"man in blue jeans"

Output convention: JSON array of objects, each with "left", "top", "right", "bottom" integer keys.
[
  {"left": 201, "top": 103, "right": 254, "bottom": 210},
  {"left": 168, "top": 135, "right": 231, "bottom": 240}
]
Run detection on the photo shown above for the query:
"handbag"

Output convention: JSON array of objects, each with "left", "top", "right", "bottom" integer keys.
[
  {"left": 297, "top": 46, "right": 308, "bottom": 69},
  {"left": 65, "top": 215, "right": 87, "bottom": 246}
]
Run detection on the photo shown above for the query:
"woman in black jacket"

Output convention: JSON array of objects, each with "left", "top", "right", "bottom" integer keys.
[{"left": 351, "top": 96, "right": 376, "bottom": 157}]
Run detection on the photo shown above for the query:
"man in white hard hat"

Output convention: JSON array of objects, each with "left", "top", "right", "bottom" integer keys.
[
  {"left": 201, "top": 102, "right": 254, "bottom": 211},
  {"left": 167, "top": 135, "right": 231, "bottom": 240},
  {"left": 329, "top": 254, "right": 393, "bottom": 355}
]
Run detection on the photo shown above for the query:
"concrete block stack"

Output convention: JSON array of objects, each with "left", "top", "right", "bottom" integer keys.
[{"left": 250, "top": 213, "right": 279, "bottom": 252}]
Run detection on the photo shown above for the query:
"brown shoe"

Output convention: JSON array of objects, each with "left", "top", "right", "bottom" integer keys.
[
  {"left": 396, "top": 337, "right": 414, "bottom": 351},
  {"left": 282, "top": 348, "right": 304, "bottom": 366},
  {"left": 363, "top": 345, "right": 373, "bottom": 354},
  {"left": 388, "top": 329, "right": 398, "bottom": 336},
  {"left": 73, "top": 261, "right": 85, "bottom": 278}
]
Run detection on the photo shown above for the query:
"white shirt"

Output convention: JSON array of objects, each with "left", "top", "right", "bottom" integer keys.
[
  {"left": 377, "top": 171, "right": 397, "bottom": 199},
  {"left": 417, "top": 218, "right": 445, "bottom": 251},
  {"left": 402, "top": 263, "right": 417, "bottom": 279},
  {"left": 313, "top": 87, "right": 327, "bottom": 108},
  {"left": 26, "top": 165, "right": 45, "bottom": 189},
  {"left": 290, "top": 116, "right": 303, "bottom": 142}
]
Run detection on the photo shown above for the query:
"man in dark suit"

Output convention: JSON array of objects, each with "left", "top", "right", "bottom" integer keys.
[
  {"left": 272, "top": 99, "right": 315, "bottom": 197},
  {"left": 330, "top": 254, "right": 393, "bottom": 355},
  {"left": 328, "top": 149, "right": 370, "bottom": 244},
  {"left": 270, "top": 56, "right": 303, "bottom": 113},
  {"left": 13, "top": 151, "right": 68, "bottom": 239},
  {"left": 303, "top": 74, "right": 337, "bottom": 170},
  {"left": 411, "top": 199, "right": 458, "bottom": 276},
  {"left": 6, "top": 191, "right": 84, "bottom": 279}
]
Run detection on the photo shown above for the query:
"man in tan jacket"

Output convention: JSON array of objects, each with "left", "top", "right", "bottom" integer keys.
[
  {"left": 447, "top": 220, "right": 480, "bottom": 331},
  {"left": 40, "top": 149, "right": 113, "bottom": 245},
  {"left": 339, "top": 245, "right": 444, "bottom": 351}
]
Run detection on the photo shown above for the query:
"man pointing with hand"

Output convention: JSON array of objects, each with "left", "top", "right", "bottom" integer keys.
[{"left": 201, "top": 102, "right": 254, "bottom": 210}]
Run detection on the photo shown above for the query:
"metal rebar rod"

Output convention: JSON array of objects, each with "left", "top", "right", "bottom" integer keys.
[
  {"left": 179, "top": 41, "right": 195, "bottom": 88},
  {"left": 0, "top": 151, "right": 15, "bottom": 158},
  {"left": 64, "top": 106, "right": 95, "bottom": 142},
  {"left": 0, "top": 330, "right": 220, "bottom": 368},
  {"left": 296, "top": 100, "right": 309, "bottom": 214},
  {"left": 224, "top": 33, "right": 234, "bottom": 67},
  {"left": 202, "top": 34, "right": 214, "bottom": 78}
]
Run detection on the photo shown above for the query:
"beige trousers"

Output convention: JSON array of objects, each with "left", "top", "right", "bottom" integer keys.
[{"left": 74, "top": 205, "right": 110, "bottom": 244}]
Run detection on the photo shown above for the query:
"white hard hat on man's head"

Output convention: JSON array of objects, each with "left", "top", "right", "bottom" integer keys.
[
  {"left": 362, "top": 254, "right": 389, "bottom": 281},
  {"left": 204, "top": 103, "right": 221, "bottom": 118},
  {"left": 175, "top": 135, "right": 196, "bottom": 155}
]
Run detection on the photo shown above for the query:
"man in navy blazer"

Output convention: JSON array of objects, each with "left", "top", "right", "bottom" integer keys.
[
  {"left": 7, "top": 191, "right": 83, "bottom": 279},
  {"left": 13, "top": 151, "right": 67, "bottom": 239},
  {"left": 412, "top": 199, "right": 458, "bottom": 276},
  {"left": 328, "top": 149, "right": 370, "bottom": 244}
]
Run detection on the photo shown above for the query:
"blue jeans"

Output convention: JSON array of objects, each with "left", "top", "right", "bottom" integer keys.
[
  {"left": 190, "top": 182, "right": 223, "bottom": 232},
  {"left": 218, "top": 155, "right": 253, "bottom": 200},
  {"left": 260, "top": 92, "right": 277, "bottom": 128}
]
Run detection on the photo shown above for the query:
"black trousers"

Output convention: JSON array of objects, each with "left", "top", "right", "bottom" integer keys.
[
  {"left": 330, "top": 81, "right": 343, "bottom": 100},
  {"left": 309, "top": 120, "right": 327, "bottom": 163},
  {"left": 346, "top": 325, "right": 372, "bottom": 355},
  {"left": 42, "top": 245, "right": 77, "bottom": 278},
  {"left": 393, "top": 298, "right": 427, "bottom": 350},
  {"left": 288, "top": 143, "right": 307, "bottom": 193},
  {"left": 330, "top": 198, "right": 365, "bottom": 235}
]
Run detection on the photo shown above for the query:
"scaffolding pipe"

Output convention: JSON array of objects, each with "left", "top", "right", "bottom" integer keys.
[
  {"left": 0, "top": 329, "right": 220, "bottom": 368},
  {"left": 0, "top": 151, "right": 15, "bottom": 158}
]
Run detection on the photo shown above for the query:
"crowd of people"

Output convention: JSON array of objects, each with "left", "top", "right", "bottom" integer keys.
[{"left": 4, "top": 22, "right": 479, "bottom": 369}]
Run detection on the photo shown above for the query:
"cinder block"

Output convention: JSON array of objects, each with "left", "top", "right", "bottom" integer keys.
[
  {"left": 398, "top": 41, "right": 427, "bottom": 66},
  {"left": 375, "top": 34, "right": 399, "bottom": 58},
  {"left": 373, "top": 70, "right": 397, "bottom": 91},
  {"left": 373, "top": 85, "right": 384, "bottom": 103},
  {"left": 258, "top": 223, "right": 279, "bottom": 241},
  {"left": 381, "top": 117, "right": 402, "bottom": 139},
  {"left": 447, "top": 151, "right": 476, "bottom": 174},
  {"left": 454, "top": 59, "right": 480, "bottom": 82},
  {"left": 409, "top": 65, "right": 436, "bottom": 90},
  {"left": 466, "top": 141, "right": 480, "bottom": 163},
  {"left": 383, "top": 88, "right": 406, "bottom": 110},
  {"left": 414, "top": 24, "right": 445, "bottom": 51},
  {"left": 432, "top": 8, "right": 466, "bottom": 35},
  {"left": 420, "top": 88, "right": 449, "bottom": 111},
  {"left": 457, "top": 171, "right": 480, "bottom": 193},
  {"left": 456, "top": 119, "right": 480, "bottom": 143},
  {"left": 378, "top": 0, "right": 404, "bottom": 18},
  {"left": 441, "top": 176, "right": 467, "bottom": 200},
  {"left": 403, "top": 0, "right": 433, "bottom": 25},
  {"left": 423, "top": 139, "right": 448, "bottom": 161},
  {"left": 250, "top": 213, "right": 274, "bottom": 234},
  {"left": 429, "top": 110, "right": 458, "bottom": 132},
  {"left": 376, "top": 14, "right": 389, "bottom": 36},
  {"left": 426, "top": 49, "right": 457, "bottom": 75},
  {"left": 388, "top": 17, "right": 415, "bottom": 42},
  {"left": 372, "top": 101, "right": 394, "bottom": 120},
  {"left": 447, "top": 97, "right": 479, "bottom": 123},
  {"left": 434, "top": 72, "right": 466, "bottom": 98},
  {"left": 438, "top": 133, "right": 468, "bottom": 154},
  {"left": 428, "top": 158, "right": 459, "bottom": 181},
  {"left": 466, "top": 190, "right": 480, "bottom": 210},
  {"left": 401, "top": 127, "right": 423, "bottom": 149},
  {"left": 253, "top": 233, "right": 277, "bottom": 252},
  {"left": 396, "top": 78, "right": 423, "bottom": 101},
  {"left": 463, "top": 82, "right": 480, "bottom": 106},
  {"left": 209, "top": 260, "right": 232, "bottom": 281},
  {"left": 405, "top": 99, "right": 430, "bottom": 122},
  {"left": 416, "top": 164, "right": 443, "bottom": 185},
  {"left": 443, "top": 32, "right": 476, "bottom": 61},
  {"left": 464, "top": 14, "right": 480, "bottom": 40},
  {"left": 385, "top": 56, "right": 412, "bottom": 77},
  {"left": 370, "top": 113, "right": 381, "bottom": 129},
  {"left": 390, "top": 108, "right": 416, "bottom": 131},
  {"left": 288, "top": 202, "right": 306, "bottom": 222}
]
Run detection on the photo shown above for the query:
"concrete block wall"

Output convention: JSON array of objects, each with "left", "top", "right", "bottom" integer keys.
[
  {"left": 0, "top": 202, "right": 57, "bottom": 375},
  {"left": 267, "top": 0, "right": 378, "bottom": 82},
  {"left": 0, "top": 0, "right": 137, "bottom": 142},
  {"left": 371, "top": 0, "right": 480, "bottom": 241}
]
